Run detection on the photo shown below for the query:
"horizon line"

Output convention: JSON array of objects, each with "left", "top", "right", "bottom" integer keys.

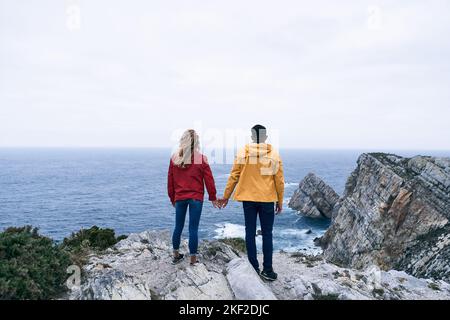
[{"left": 1, "top": 146, "right": 450, "bottom": 152}]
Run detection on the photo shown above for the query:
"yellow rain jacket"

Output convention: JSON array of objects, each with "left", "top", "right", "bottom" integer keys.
[{"left": 223, "top": 143, "right": 285, "bottom": 204}]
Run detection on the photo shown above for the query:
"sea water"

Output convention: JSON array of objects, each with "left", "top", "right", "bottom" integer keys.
[{"left": 1, "top": 148, "right": 448, "bottom": 253}]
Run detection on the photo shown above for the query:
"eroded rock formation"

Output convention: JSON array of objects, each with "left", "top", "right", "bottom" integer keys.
[
  {"left": 320, "top": 153, "right": 450, "bottom": 281},
  {"left": 288, "top": 173, "right": 339, "bottom": 219}
]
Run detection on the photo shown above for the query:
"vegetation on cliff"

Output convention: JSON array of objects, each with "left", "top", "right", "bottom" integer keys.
[
  {"left": 0, "top": 226, "right": 71, "bottom": 300},
  {"left": 0, "top": 225, "right": 127, "bottom": 300}
]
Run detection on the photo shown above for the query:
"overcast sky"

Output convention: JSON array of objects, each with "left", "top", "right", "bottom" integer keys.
[{"left": 1, "top": 0, "right": 449, "bottom": 149}]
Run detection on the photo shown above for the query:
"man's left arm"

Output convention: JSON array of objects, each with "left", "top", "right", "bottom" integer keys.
[{"left": 274, "top": 158, "right": 285, "bottom": 213}]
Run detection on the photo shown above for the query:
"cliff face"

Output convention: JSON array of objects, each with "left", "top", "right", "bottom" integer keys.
[
  {"left": 320, "top": 153, "right": 450, "bottom": 281},
  {"left": 69, "top": 230, "right": 450, "bottom": 300},
  {"left": 288, "top": 173, "right": 339, "bottom": 219}
]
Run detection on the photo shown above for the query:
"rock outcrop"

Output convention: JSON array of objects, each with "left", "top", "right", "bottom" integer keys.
[
  {"left": 320, "top": 153, "right": 450, "bottom": 281},
  {"left": 69, "top": 229, "right": 450, "bottom": 300},
  {"left": 226, "top": 258, "right": 277, "bottom": 300},
  {"left": 69, "top": 230, "right": 271, "bottom": 300},
  {"left": 268, "top": 252, "right": 450, "bottom": 300},
  {"left": 288, "top": 173, "right": 339, "bottom": 219}
]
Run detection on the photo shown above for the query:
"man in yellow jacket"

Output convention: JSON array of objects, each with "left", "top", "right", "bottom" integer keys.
[{"left": 220, "top": 125, "right": 284, "bottom": 281}]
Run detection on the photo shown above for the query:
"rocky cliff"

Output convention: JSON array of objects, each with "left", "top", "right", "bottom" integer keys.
[
  {"left": 288, "top": 173, "right": 339, "bottom": 219},
  {"left": 68, "top": 230, "right": 274, "bottom": 300},
  {"left": 320, "top": 153, "right": 450, "bottom": 281},
  {"left": 68, "top": 229, "right": 450, "bottom": 300},
  {"left": 67, "top": 152, "right": 450, "bottom": 300}
]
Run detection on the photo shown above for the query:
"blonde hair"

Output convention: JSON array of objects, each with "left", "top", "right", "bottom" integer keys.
[{"left": 173, "top": 129, "right": 200, "bottom": 167}]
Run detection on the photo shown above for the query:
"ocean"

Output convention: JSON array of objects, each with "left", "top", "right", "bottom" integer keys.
[{"left": 1, "top": 148, "right": 449, "bottom": 254}]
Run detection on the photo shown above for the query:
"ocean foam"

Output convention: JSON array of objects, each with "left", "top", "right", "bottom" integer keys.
[
  {"left": 284, "top": 182, "right": 299, "bottom": 188},
  {"left": 277, "top": 228, "right": 313, "bottom": 238},
  {"left": 214, "top": 223, "right": 245, "bottom": 239},
  {"left": 213, "top": 224, "right": 318, "bottom": 252}
]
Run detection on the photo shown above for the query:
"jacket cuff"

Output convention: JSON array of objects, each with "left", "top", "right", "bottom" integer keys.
[
  {"left": 223, "top": 190, "right": 231, "bottom": 200},
  {"left": 209, "top": 195, "right": 217, "bottom": 201}
]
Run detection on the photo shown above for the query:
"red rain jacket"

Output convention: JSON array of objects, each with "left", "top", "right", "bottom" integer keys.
[{"left": 167, "top": 153, "right": 217, "bottom": 204}]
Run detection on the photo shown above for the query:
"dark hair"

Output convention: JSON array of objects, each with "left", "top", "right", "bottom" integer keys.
[{"left": 251, "top": 124, "right": 267, "bottom": 143}]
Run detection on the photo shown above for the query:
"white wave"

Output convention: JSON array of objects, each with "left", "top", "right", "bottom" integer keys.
[
  {"left": 284, "top": 182, "right": 299, "bottom": 188},
  {"left": 279, "top": 245, "right": 322, "bottom": 255},
  {"left": 214, "top": 223, "right": 245, "bottom": 239},
  {"left": 215, "top": 224, "right": 314, "bottom": 240},
  {"left": 214, "top": 223, "right": 262, "bottom": 246},
  {"left": 277, "top": 228, "right": 314, "bottom": 238},
  {"left": 214, "top": 224, "right": 322, "bottom": 254}
]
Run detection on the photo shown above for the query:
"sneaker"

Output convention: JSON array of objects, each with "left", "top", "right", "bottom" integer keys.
[
  {"left": 190, "top": 256, "right": 200, "bottom": 266},
  {"left": 171, "top": 253, "right": 184, "bottom": 265},
  {"left": 260, "top": 269, "right": 278, "bottom": 281}
]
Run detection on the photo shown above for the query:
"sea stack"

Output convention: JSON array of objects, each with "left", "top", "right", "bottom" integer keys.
[{"left": 288, "top": 173, "right": 339, "bottom": 219}]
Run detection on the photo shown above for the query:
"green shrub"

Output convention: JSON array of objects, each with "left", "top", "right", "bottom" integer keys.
[
  {"left": 428, "top": 283, "right": 440, "bottom": 291},
  {"left": 219, "top": 237, "right": 247, "bottom": 253},
  {"left": 117, "top": 235, "right": 128, "bottom": 242},
  {"left": 0, "top": 226, "right": 71, "bottom": 300},
  {"left": 312, "top": 293, "right": 340, "bottom": 300},
  {"left": 372, "top": 288, "right": 385, "bottom": 297},
  {"left": 62, "top": 226, "right": 125, "bottom": 251},
  {"left": 61, "top": 226, "right": 127, "bottom": 268}
]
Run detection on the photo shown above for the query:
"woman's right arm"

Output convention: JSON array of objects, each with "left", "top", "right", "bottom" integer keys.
[
  {"left": 167, "top": 160, "right": 175, "bottom": 205},
  {"left": 202, "top": 156, "right": 217, "bottom": 202}
]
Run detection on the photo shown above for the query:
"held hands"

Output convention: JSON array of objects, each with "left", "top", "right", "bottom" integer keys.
[
  {"left": 218, "top": 198, "right": 229, "bottom": 209},
  {"left": 212, "top": 200, "right": 220, "bottom": 208},
  {"left": 212, "top": 198, "right": 229, "bottom": 209}
]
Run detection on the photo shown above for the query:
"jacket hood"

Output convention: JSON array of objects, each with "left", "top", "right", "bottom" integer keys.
[{"left": 243, "top": 143, "right": 274, "bottom": 158}]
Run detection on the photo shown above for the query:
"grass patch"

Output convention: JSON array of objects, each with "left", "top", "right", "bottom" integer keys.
[
  {"left": 218, "top": 238, "right": 246, "bottom": 253},
  {"left": 428, "top": 283, "right": 441, "bottom": 291},
  {"left": 312, "top": 293, "right": 340, "bottom": 300},
  {"left": 290, "top": 252, "right": 305, "bottom": 258},
  {"left": 372, "top": 288, "right": 385, "bottom": 297}
]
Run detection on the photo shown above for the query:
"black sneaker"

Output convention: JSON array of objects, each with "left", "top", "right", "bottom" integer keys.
[
  {"left": 171, "top": 253, "right": 184, "bottom": 265},
  {"left": 260, "top": 269, "right": 278, "bottom": 281}
]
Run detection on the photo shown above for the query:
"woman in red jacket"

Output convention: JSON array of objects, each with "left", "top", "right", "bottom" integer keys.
[{"left": 168, "top": 129, "right": 219, "bottom": 265}]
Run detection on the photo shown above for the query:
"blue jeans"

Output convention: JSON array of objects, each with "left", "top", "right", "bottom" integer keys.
[
  {"left": 243, "top": 201, "right": 275, "bottom": 272},
  {"left": 172, "top": 199, "right": 203, "bottom": 256}
]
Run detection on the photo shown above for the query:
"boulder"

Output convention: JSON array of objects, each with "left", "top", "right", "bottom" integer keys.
[
  {"left": 288, "top": 173, "right": 339, "bottom": 219},
  {"left": 226, "top": 258, "right": 277, "bottom": 300}
]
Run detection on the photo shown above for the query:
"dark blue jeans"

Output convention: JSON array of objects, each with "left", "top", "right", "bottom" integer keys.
[
  {"left": 172, "top": 199, "right": 203, "bottom": 256},
  {"left": 243, "top": 201, "right": 275, "bottom": 272}
]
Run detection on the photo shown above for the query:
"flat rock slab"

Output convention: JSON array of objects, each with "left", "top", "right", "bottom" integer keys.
[{"left": 226, "top": 258, "right": 277, "bottom": 300}]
